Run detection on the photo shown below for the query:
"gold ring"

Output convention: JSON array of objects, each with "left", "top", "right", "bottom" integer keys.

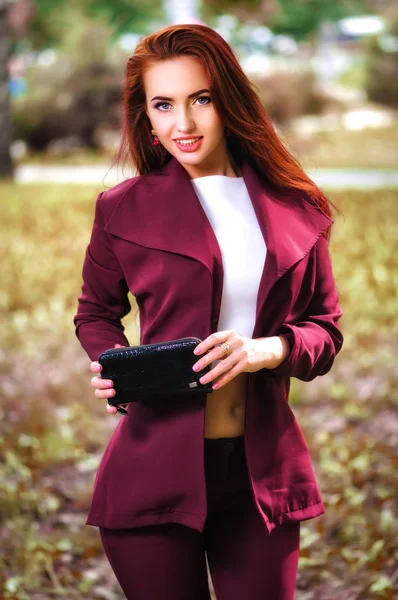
[{"left": 220, "top": 342, "right": 231, "bottom": 357}]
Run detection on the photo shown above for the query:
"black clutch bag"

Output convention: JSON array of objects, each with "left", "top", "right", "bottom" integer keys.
[{"left": 98, "top": 337, "right": 213, "bottom": 414}]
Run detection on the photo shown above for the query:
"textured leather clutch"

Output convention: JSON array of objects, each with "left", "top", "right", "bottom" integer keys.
[{"left": 98, "top": 337, "right": 213, "bottom": 414}]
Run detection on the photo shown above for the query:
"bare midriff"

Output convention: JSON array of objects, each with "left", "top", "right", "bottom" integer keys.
[{"left": 204, "top": 371, "right": 249, "bottom": 439}]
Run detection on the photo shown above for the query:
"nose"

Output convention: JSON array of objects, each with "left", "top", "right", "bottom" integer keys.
[{"left": 176, "top": 108, "right": 195, "bottom": 133}]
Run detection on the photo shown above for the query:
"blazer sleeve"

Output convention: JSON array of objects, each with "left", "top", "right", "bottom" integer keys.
[
  {"left": 73, "top": 191, "right": 131, "bottom": 361},
  {"left": 270, "top": 233, "right": 343, "bottom": 381}
]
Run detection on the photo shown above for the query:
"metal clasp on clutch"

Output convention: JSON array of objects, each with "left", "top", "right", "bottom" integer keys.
[{"left": 189, "top": 381, "right": 198, "bottom": 388}]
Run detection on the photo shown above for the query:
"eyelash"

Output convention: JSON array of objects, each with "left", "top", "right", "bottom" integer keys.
[{"left": 153, "top": 96, "right": 211, "bottom": 111}]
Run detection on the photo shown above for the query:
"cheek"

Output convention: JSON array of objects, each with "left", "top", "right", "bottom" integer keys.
[
  {"left": 207, "top": 114, "right": 224, "bottom": 137},
  {"left": 147, "top": 109, "right": 169, "bottom": 134},
  {"left": 150, "top": 118, "right": 168, "bottom": 136}
]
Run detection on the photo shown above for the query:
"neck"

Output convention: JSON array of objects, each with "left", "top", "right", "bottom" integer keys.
[{"left": 182, "top": 141, "right": 241, "bottom": 179}]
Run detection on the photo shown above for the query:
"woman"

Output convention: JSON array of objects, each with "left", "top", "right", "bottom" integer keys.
[{"left": 73, "top": 23, "right": 344, "bottom": 600}]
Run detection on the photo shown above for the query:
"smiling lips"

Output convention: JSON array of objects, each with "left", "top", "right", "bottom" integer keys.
[{"left": 173, "top": 137, "right": 203, "bottom": 152}]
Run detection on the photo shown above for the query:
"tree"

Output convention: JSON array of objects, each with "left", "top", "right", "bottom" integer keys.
[
  {"left": 0, "top": 0, "right": 34, "bottom": 179},
  {"left": 29, "top": 0, "right": 163, "bottom": 50},
  {"left": 0, "top": 0, "right": 14, "bottom": 178},
  {"left": 202, "top": 0, "right": 370, "bottom": 40}
]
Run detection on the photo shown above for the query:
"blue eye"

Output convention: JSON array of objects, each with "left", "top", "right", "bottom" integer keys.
[
  {"left": 153, "top": 96, "right": 211, "bottom": 111},
  {"left": 196, "top": 96, "right": 211, "bottom": 105},
  {"left": 154, "top": 101, "right": 171, "bottom": 111}
]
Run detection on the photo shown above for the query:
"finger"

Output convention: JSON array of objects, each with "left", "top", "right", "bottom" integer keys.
[
  {"left": 193, "top": 349, "right": 224, "bottom": 372},
  {"left": 90, "top": 361, "right": 102, "bottom": 373},
  {"left": 193, "top": 344, "right": 235, "bottom": 372},
  {"left": 194, "top": 331, "right": 232, "bottom": 355},
  {"left": 199, "top": 357, "right": 238, "bottom": 385},
  {"left": 107, "top": 403, "right": 128, "bottom": 415},
  {"left": 212, "top": 363, "right": 242, "bottom": 389},
  {"left": 114, "top": 344, "right": 126, "bottom": 348},
  {"left": 95, "top": 387, "right": 116, "bottom": 400},
  {"left": 91, "top": 375, "right": 114, "bottom": 389}
]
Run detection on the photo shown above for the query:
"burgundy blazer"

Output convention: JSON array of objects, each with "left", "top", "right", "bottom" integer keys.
[{"left": 73, "top": 155, "right": 343, "bottom": 534}]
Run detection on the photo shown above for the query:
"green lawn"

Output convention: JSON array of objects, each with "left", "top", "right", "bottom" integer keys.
[{"left": 0, "top": 183, "right": 397, "bottom": 599}]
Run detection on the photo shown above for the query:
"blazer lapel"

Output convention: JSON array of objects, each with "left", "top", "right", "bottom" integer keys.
[
  {"left": 104, "top": 156, "right": 215, "bottom": 274},
  {"left": 241, "top": 160, "right": 333, "bottom": 336}
]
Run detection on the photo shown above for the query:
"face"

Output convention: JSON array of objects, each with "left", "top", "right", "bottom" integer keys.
[{"left": 144, "top": 56, "right": 232, "bottom": 179}]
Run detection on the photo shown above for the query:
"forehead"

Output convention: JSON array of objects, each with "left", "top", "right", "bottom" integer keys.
[{"left": 143, "top": 56, "right": 209, "bottom": 96}]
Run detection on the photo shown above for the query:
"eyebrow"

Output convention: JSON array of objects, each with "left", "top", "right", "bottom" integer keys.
[{"left": 150, "top": 88, "right": 210, "bottom": 102}]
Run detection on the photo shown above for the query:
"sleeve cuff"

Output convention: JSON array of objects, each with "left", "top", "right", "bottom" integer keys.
[{"left": 269, "top": 325, "right": 299, "bottom": 376}]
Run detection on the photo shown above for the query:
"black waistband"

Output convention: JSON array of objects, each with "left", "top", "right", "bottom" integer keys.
[{"left": 204, "top": 435, "right": 244, "bottom": 448}]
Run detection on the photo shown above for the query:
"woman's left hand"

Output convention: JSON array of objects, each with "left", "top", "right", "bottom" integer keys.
[{"left": 191, "top": 330, "right": 290, "bottom": 390}]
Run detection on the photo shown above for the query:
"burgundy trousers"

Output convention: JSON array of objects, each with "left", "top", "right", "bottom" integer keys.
[{"left": 99, "top": 435, "right": 300, "bottom": 599}]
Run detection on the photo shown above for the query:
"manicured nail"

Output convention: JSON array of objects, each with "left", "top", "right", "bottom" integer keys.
[
  {"left": 192, "top": 364, "right": 199, "bottom": 372},
  {"left": 212, "top": 383, "right": 219, "bottom": 390},
  {"left": 193, "top": 347, "right": 201, "bottom": 355}
]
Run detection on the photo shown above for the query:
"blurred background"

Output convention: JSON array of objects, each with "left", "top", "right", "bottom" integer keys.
[{"left": 0, "top": 1, "right": 397, "bottom": 599}]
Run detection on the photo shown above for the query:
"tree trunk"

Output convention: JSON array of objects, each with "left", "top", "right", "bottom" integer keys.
[{"left": 0, "top": 0, "right": 14, "bottom": 179}]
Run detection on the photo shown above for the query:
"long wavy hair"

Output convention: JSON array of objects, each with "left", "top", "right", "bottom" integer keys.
[{"left": 112, "top": 23, "right": 340, "bottom": 239}]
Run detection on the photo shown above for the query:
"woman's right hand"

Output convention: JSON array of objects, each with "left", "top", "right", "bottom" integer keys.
[{"left": 90, "top": 344, "right": 128, "bottom": 415}]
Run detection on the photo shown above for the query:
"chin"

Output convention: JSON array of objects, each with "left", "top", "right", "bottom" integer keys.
[
  {"left": 171, "top": 153, "right": 203, "bottom": 165},
  {"left": 181, "top": 149, "right": 216, "bottom": 163}
]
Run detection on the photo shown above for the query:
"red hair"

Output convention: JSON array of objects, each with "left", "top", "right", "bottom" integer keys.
[{"left": 112, "top": 24, "right": 339, "bottom": 239}]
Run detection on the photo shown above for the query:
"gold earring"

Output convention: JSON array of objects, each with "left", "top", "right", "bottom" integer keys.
[{"left": 151, "top": 129, "right": 160, "bottom": 146}]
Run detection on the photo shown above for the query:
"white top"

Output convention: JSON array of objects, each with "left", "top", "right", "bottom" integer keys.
[{"left": 190, "top": 175, "right": 267, "bottom": 365}]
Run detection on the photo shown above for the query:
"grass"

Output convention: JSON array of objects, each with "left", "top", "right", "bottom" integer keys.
[{"left": 0, "top": 183, "right": 397, "bottom": 599}]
